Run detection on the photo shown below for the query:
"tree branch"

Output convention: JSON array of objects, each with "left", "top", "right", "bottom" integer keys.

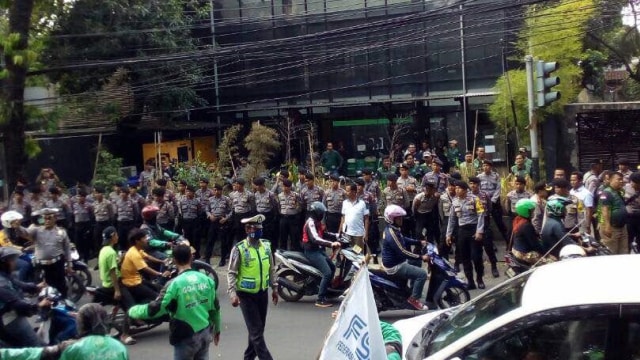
[{"left": 587, "top": 32, "right": 640, "bottom": 82}]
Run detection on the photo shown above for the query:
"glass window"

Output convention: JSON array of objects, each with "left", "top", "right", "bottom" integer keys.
[
  {"left": 424, "top": 274, "right": 530, "bottom": 356},
  {"left": 460, "top": 316, "right": 610, "bottom": 360}
]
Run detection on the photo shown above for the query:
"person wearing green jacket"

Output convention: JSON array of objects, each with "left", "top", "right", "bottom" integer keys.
[
  {"left": 0, "top": 342, "right": 74, "bottom": 360},
  {"left": 320, "top": 142, "right": 344, "bottom": 176},
  {"left": 140, "top": 205, "right": 183, "bottom": 261},
  {"left": 380, "top": 321, "right": 403, "bottom": 360},
  {"left": 129, "top": 245, "right": 221, "bottom": 360}
]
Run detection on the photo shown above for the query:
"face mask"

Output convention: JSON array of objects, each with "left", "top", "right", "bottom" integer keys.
[{"left": 249, "top": 229, "right": 263, "bottom": 239}]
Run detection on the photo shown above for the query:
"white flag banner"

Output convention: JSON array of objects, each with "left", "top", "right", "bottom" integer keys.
[{"left": 319, "top": 267, "right": 387, "bottom": 360}]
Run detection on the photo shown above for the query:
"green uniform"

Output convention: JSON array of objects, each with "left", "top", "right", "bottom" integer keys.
[
  {"left": 60, "top": 335, "right": 128, "bottom": 360},
  {"left": 0, "top": 348, "right": 43, "bottom": 360},
  {"left": 128, "top": 269, "right": 221, "bottom": 345},
  {"left": 445, "top": 148, "right": 461, "bottom": 167},
  {"left": 98, "top": 245, "right": 120, "bottom": 288},
  {"left": 320, "top": 150, "right": 343, "bottom": 172},
  {"left": 377, "top": 166, "right": 397, "bottom": 181},
  {"left": 381, "top": 321, "right": 402, "bottom": 360},
  {"left": 598, "top": 187, "right": 627, "bottom": 227}
]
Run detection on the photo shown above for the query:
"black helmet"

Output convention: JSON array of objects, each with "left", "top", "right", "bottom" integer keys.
[
  {"left": 309, "top": 201, "right": 326, "bottom": 221},
  {"left": 0, "top": 247, "right": 21, "bottom": 263}
]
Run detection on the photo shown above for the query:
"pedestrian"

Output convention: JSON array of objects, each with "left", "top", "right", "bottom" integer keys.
[
  {"left": 71, "top": 190, "right": 94, "bottom": 262},
  {"left": 204, "top": 184, "right": 233, "bottom": 266},
  {"left": 138, "top": 161, "right": 155, "bottom": 198},
  {"left": 270, "top": 170, "right": 289, "bottom": 195},
  {"left": 230, "top": 178, "right": 256, "bottom": 245},
  {"left": 597, "top": 172, "right": 628, "bottom": 254},
  {"left": 109, "top": 181, "right": 124, "bottom": 203},
  {"left": 468, "top": 177, "right": 499, "bottom": 278},
  {"left": 28, "top": 186, "right": 47, "bottom": 224},
  {"left": 253, "top": 177, "right": 279, "bottom": 243},
  {"left": 338, "top": 183, "right": 370, "bottom": 251},
  {"left": 277, "top": 179, "right": 302, "bottom": 251},
  {"left": 477, "top": 160, "right": 508, "bottom": 241},
  {"left": 178, "top": 185, "right": 202, "bottom": 255},
  {"left": 128, "top": 184, "right": 146, "bottom": 226},
  {"left": 28, "top": 208, "right": 73, "bottom": 297},
  {"left": 228, "top": 215, "right": 278, "bottom": 360},
  {"left": 446, "top": 181, "right": 486, "bottom": 289},
  {"left": 625, "top": 173, "right": 640, "bottom": 247},
  {"left": 92, "top": 186, "right": 114, "bottom": 259},
  {"left": 129, "top": 245, "right": 221, "bottom": 360},
  {"left": 472, "top": 147, "right": 487, "bottom": 172},
  {"left": 570, "top": 172, "right": 595, "bottom": 235},
  {"left": 548, "top": 179, "right": 580, "bottom": 233},
  {"left": 323, "top": 175, "right": 346, "bottom": 233},
  {"left": 8, "top": 187, "right": 31, "bottom": 227},
  {"left": 59, "top": 303, "right": 128, "bottom": 360},
  {"left": 396, "top": 164, "right": 418, "bottom": 237},
  {"left": 115, "top": 186, "right": 139, "bottom": 250},
  {"left": 319, "top": 142, "right": 343, "bottom": 177}
]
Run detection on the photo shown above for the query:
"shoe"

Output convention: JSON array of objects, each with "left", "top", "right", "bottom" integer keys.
[
  {"left": 315, "top": 299, "right": 333, "bottom": 308},
  {"left": 218, "top": 259, "right": 227, "bottom": 267},
  {"left": 477, "top": 280, "right": 486, "bottom": 289},
  {"left": 467, "top": 283, "right": 477, "bottom": 290},
  {"left": 407, "top": 297, "right": 429, "bottom": 310},
  {"left": 491, "top": 266, "right": 500, "bottom": 278}
]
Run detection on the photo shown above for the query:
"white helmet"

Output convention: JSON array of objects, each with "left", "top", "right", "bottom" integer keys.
[
  {"left": 559, "top": 244, "right": 586, "bottom": 260},
  {"left": 1, "top": 211, "right": 23, "bottom": 228},
  {"left": 384, "top": 205, "right": 407, "bottom": 224}
]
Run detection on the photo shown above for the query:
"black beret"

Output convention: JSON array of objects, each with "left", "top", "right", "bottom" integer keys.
[
  {"left": 186, "top": 185, "right": 196, "bottom": 192},
  {"left": 455, "top": 181, "right": 469, "bottom": 190},
  {"left": 199, "top": 178, "right": 209, "bottom": 184},
  {"left": 156, "top": 178, "right": 167, "bottom": 186},
  {"left": 387, "top": 174, "right": 398, "bottom": 182},
  {"left": 362, "top": 169, "right": 373, "bottom": 175},
  {"left": 468, "top": 176, "right": 481, "bottom": 184},
  {"left": 515, "top": 176, "right": 526, "bottom": 184},
  {"left": 233, "top": 178, "right": 246, "bottom": 185},
  {"left": 354, "top": 178, "right": 365, "bottom": 186},
  {"left": 253, "top": 177, "right": 266, "bottom": 186},
  {"left": 213, "top": 184, "right": 223, "bottom": 190},
  {"left": 282, "top": 179, "right": 293, "bottom": 187}
]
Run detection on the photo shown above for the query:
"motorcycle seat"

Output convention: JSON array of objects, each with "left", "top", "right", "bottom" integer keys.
[
  {"left": 280, "top": 251, "right": 312, "bottom": 266},
  {"left": 369, "top": 268, "right": 408, "bottom": 288}
]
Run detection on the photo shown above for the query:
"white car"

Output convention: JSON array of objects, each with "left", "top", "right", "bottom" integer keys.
[{"left": 394, "top": 255, "right": 640, "bottom": 360}]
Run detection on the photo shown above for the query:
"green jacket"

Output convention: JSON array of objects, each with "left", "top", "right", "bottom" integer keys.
[
  {"left": 128, "top": 269, "right": 221, "bottom": 345},
  {"left": 381, "top": 321, "right": 403, "bottom": 360},
  {"left": 141, "top": 224, "right": 181, "bottom": 250},
  {"left": 0, "top": 348, "right": 43, "bottom": 360}
]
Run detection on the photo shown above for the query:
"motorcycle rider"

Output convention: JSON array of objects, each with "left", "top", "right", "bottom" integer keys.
[
  {"left": 140, "top": 205, "right": 183, "bottom": 262},
  {"left": 1, "top": 211, "right": 33, "bottom": 281},
  {"left": 302, "top": 202, "right": 342, "bottom": 308},
  {"left": 0, "top": 247, "right": 49, "bottom": 347},
  {"left": 381, "top": 205, "right": 429, "bottom": 311},
  {"left": 511, "top": 199, "right": 554, "bottom": 265},
  {"left": 541, "top": 197, "right": 580, "bottom": 258}
]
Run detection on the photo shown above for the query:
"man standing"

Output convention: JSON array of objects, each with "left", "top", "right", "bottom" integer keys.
[
  {"left": 151, "top": 187, "right": 176, "bottom": 231},
  {"left": 277, "top": 180, "right": 302, "bottom": 251},
  {"left": 506, "top": 176, "right": 532, "bottom": 241},
  {"left": 72, "top": 190, "right": 94, "bottom": 262},
  {"left": 518, "top": 147, "right": 533, "bottom": 170},
  {"left": 511, "top": 154, "right": 531, "bottom": 178},
  {"left": 92, "top": 186, "right": 114, "bottom": 260},
  {"left": 115, "top": 186, "right": 138, "bottom": 250},
  {"left": 196, "top": 178, "right": 214, "bottom": 253},
  {"left": 228, "top": 215, "right": 278, "bottom": 360},
  {"left": 468, "top": 177, "right": 499, "bottom": 279},
  {"left": 320, "top": 142, "right": 343, "bottom": 177},
  {"left": 531, "top": 181, "right": 549, "bottom": 235},
  {"left": 300, "top": 173, "right": 325, "bottom": 220},
  {"left": 46, "top": 187, "right": 71, "bottom": 229},
  {"left": 29, "top": 208, "right": 72, "bottom": 297},
  {"left": 138, "top": 161, "right": 155, "bottom": 198},
  {"left": 178, "top": 186, "right": 203, "bottom": 255},
  {"left": 412, "top": 182, "right": 440, "bottom": 244},
  {"left": 421, "top": 158, "right": 448, "bottom": 195},
  {"left": 625, "top": 173, "right": 640, "bottom": 248},
  {"left": 444, "top": 139, "right": 461, "bottom": 170},
  {"left": 478, "top": 160, "right": 508, "bottom": 241},
  {"left": 618, "top": 159, "right": 633, "bottom": 185},
  {"left": 549, "top": 179, "right": 580, "bottom": 233},
  {"left": 446, "top": 182, "right": 485, "bottom": 290},
  {"left": 438, "top": 181, "right": 457, "bottom": 260},
  {"left": 323, "top": 175, "right": 346, "bottom": 233},
  {"left": 377, "top": 156, "right": 396, "bottom": 181},
  {"left": 458, "top": 151, "right": 476, "bottom": 182},
  {"left": 570, "top": 172, "right": 595, "bottom": 235},
  {"left": 584, "top": 161, "right": 603, "bottom": 195},
  {"left": 395, "top": 167, "right": 417, "bottom": 237},
  {"left": 253, "top": 177, "right": 279, "bottom": 242},
  {"left": 339, "top": 184, "right": 370, "bottom": 251},
  {"left": 472, "top": 147, "right": 487, "bottom": 172},
  {"left": 230, "top": 178, "right": 256, "bottom": 245},
  {"left": 204, "top": 184, "right": 233, "bottom": 266},
  {"left": 597, "top": 172, "right": 628, "bottom": 254},
  {"left": 130, "top": 245, "right": 221, "bottom": 360}
]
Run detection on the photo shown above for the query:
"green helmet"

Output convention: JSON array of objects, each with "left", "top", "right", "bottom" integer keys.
[
  {"left": 546, "top": 197, "right": 569, "bottom": 218},
  {"left": 515, "top": 199, "right": 537, "bottom": 218}
]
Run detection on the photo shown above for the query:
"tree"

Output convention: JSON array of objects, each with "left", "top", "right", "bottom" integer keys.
[
  {"left": 92, "top": 149, "right": 126, "bottom": 188},
  {"left": 216, "top": 124, "right": 243, "bottom": 178},
  {"left": 489, "top": 0, "right": 597, "bottom": 144},
  {"left": 244, "top": 121, "right": 281, "bottom": 180},
  {"left": 43, "top": 0, "right": 209, "bottom": 123}
]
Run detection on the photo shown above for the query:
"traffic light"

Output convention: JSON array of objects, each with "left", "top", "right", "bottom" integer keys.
[{"left": 535, "top": 60, "right": 560, "bottom": 107}]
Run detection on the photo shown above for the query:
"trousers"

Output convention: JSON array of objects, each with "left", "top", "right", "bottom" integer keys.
[
  {"left": 40, "top": 260, "right": 67, "bottom": 297},
  {"left": 325, "top": 213, "right": 342, "bottom": 234},
  {"left": 238, "top": 290, "right": 273, "bottom": 360},
  {"left": 457, "top": 224, "right": 483, "bottom": 285},
  {"left": 205, "top": 221, "right": 231, "bottom": 262},
  {"left": 181, "top": 218, "right": 200, "bottom": 255},
  {"left": 393, "top": 262, "right": 427, "bottom": 299},
  {"left": 279, "top": 214, "right": 301, "bottom": 251},
  {"left": 74, "top": 221, "right": 93, "bottom": 262},
  {"left": 173, "top": 326, "right": 212, "bottom": 360},
  {"left": 600, "top": 226, "right": 628, "bottom": 255},
  {"left": 304, "top": 249, "right": 335, "bottom": 300}
]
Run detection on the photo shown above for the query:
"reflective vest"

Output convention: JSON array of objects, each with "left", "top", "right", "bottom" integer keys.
[{"left": 236, "top": 239, "right": 272, "bottom": 294}]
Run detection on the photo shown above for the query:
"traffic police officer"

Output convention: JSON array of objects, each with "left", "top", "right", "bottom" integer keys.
[
  {"left": 205, "top": 184, "right": 233, "bottom": 266},
  {"left": 446, "top": 181, "right": 485, "bottom": 290},
  {"left": 253, "top": 177, "right": 279, "bottom": 243},
  {"left": 228, "top": 215, "right": 278, "bottom": 360},
  {"left": 323, "top": 175, "right": 346, "bottom": 233}
]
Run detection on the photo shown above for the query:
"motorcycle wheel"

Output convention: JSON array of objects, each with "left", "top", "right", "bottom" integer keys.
[
  {"left": 76, "top": 268, "right": 92, "bottom": 288},
  {"left": 276, "top": 269, "right": 305, "bottom": 302},
  {"left": 66, "top": 274, "right": 86, "bottom": 303},
  {"left": 436, "top": 285, "right": 470, "bottom": 309},
  {"left": 192, "top": 261, "right": 220, "bottom": 291}
]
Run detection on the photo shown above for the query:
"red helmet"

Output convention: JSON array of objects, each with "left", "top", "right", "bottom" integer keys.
[{"left": 141, "top": 205, "right": 159, "bottom": 221}]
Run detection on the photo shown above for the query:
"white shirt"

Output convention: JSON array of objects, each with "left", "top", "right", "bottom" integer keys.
[
  {"left": 570, "top": 186, "right": 594, "bottom": 233},
  {"left": 341, "top": 198, "right": 370, "bottom": 236}
]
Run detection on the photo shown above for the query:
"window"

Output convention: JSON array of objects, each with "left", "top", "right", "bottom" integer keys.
[{"left": 459, "top": 316, "right": 611, "bottom": 360}]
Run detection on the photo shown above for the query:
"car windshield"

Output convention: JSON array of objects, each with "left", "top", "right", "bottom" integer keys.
[{"left": 425, "top": 273, "right": 531, "bottom": 356}]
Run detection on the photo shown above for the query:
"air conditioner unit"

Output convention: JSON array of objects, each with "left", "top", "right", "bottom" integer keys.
[{"left": 120, "top": 166, "right": 138, "bottom": 178}]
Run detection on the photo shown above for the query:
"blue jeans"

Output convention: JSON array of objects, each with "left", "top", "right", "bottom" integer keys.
[
  {"left": 173, "top": 326, "right": 212, "bottom": 360},
  {"left": 304, "top": 249, "right": 336, "bottom": 300},
  {"left": 0, "top": 316, "right": 43, "bottom": 347},
  {"left": 394, "top": 262, "right": 427, "bottom": 299}
]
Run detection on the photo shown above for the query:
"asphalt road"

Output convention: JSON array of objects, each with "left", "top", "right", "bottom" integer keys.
[{"left": 75, "top": 241, "right": 510, "bottom": 360}]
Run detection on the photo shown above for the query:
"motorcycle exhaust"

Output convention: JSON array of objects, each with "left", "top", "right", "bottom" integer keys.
[{"left": 277, "top": 277, "right": 304, "bottom": 293}]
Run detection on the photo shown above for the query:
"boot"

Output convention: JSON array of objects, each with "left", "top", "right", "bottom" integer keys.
[
  {"left": 464, "top": 269, "right": 476, "bottom": 290},
  {"left": 477, "top": 277, "right": 486, "bottom": 289},
  {"left": 491, "top": 263, "right": 500, "bottom": 278}
]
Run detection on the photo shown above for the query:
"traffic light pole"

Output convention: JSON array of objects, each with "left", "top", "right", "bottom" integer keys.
[{"left": 525, "top": 55, "right": 539, "bottom": 180}]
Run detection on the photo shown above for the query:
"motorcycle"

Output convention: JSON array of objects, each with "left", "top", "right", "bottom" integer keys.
[
  {"left": 148, "top": 236, "right": 219, "bottom": 289},
  {"left": 69, "top": 244, "right": 92, "bottom": 288},
  {"left": 505, "top": 232, "right": 611, "bottom": 278},
  {"left": 35, "top": 287, "right": 78, "bottom": 345},
  {"left": 275, "top": 234, "right": 361, "bottom": 302},
  {"left": 20, "top": 251, "right": 86, "bottom": 302},
  {"left": 361, "top": 243, "right": 470, "bottom": 312}
]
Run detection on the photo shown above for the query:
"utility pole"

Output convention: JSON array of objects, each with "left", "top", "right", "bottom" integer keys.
[
  {"left": 525, "top": 55, "right": 539, "bottom": 180},
  {"left": 210, "top": 0, "right": 222, "bottom": 144},
  {"left": 459, "top": 3, "right": 468, "bottom": 151}
]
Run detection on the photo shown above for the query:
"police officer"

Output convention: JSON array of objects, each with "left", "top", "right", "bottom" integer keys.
[
  {"left": 469, "top": 177, "right": 499, "bottom": 278},
  {"left": 205, "top": 184, "right": 233, "bottom": 266},
  {"left": 230, "top": 178, "right": 256, "bottom": 245},
  {"left": 93, "top": 186, "right": 114, "bottom": 256},
  {"left": 196, "top": 178, "right": 214, "bottom": 249},
  {"left": 253, "top": 177, "right": 278, "bottom": 243},
  {"left": 412, "top": 182, "right": 440, "bottom": 244},
  {"left": 115, "top": 186, "right": 139, "bottom": 250},
  {"left": 438, "top": 180, "right": 457, "bottom": 261},
  {"left": 277, "top": 179, "right": 302, "bottom": 251},
  {"left": 228, "top": 215, "right": 278, "bottom": 360},
  {"left": 323, "top": 175, "right": 346, "bottom": 234},
  {"left": 151, "top": 187, "right": 176, "bottom": 231},
  {"left": 45, "top": 187, "right": 71, "bottom": 229},
  {"left": 29, "top": 208, "right": 73, "bottom": 296},
  {"left": 129, "top": 245, "right": 221, "bottom": 360},
  {"left": 72, "top": 189, "right": 94, "bottom": 262},
  {"left": 384, "top": 174, "right": 411, "bottom": 236},
  {"left": 178, "top": 185, "right": 203, "bottom": 255},
  {"left": 299, "top": 173, "right": 325, "bottom": 219},
  {"left": 446, "top": 182, "right": 486, "bottom": 290},
  {"left": 421, "top": 158, "right": 448, "bottom": 195},
  {"left": 477, "top": 159, "right": 508, "bottom": 241}
]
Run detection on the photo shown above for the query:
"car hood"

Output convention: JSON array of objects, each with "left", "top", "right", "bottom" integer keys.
[{"left": 394, "top": 309, "right": 447, "bottom": 359}]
